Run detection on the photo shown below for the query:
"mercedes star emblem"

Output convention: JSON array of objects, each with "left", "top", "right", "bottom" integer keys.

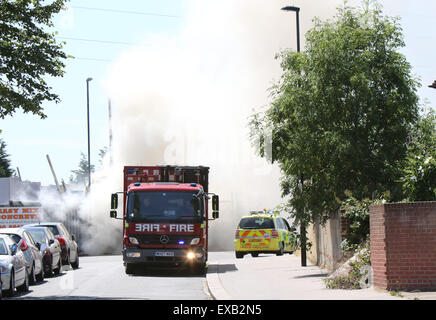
[{"left": 160, "top": 235, "right": 169, "bottom": 244}]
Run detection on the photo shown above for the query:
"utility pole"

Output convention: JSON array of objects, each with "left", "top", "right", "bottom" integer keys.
[{"left": 281, "top": 4, "right": 307, "bottom": 267}]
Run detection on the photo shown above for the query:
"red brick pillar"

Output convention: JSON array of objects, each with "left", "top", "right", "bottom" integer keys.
[{"left": 370, "top": 202, "right": 436, "bottom": 291}]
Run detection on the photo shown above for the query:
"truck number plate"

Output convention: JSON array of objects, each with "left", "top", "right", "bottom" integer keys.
[{"left": 154, "top": 251, "right": 174, "bottom": 257}]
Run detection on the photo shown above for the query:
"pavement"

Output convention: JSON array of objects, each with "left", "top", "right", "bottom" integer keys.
[{"left": 205, "top": 251, "right": 436, "bottom": 300}]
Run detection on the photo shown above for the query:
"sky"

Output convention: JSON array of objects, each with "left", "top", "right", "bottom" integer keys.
[{"left": 1, "top": 0, "right": 436, "bottom": 187}]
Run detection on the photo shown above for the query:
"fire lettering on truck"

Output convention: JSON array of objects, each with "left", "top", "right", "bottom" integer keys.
[
  {"left": 135, "top": 224, "right": 160, "bottom": 232},
  {"left": 170, "top": 224, "right": 194, "bottom": 232}
]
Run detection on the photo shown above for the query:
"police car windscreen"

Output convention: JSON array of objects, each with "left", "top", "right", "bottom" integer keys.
[
  {"left": 127, "top": 191, "right": 202, "bottom": 221},
  {"left": 239, "top": 217, "right": 274, "bottom": 229}
]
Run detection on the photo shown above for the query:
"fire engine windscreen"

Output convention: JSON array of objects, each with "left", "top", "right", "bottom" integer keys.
[{"left": 127, "top": 191, "right": 203, "bottom": 222}]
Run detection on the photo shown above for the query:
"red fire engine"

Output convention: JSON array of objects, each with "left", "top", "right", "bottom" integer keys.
[{"left": 110, "top": 165, "right": 219, "bottom": 274}]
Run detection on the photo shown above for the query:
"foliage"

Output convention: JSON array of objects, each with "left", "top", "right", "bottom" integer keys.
[
  {"left": 69, "top": 152, "right": 95, "bottom": 184},
  {"left": 0, "top": 0, "right": 70, "bottom": 119},
  {"left": 340, "top": 191, "right": 387, "bottom": 249},
  {"left": 0, "top": 136, "right": 14, "bottom": 177},
  {"left": 324, "top": 241, "right": 371, "bottom": 289},
  {"left": 400, "top": 109, "right": 436, "bottom": 201},
  {"left": 249, "top": 0, "right": 419, "bottom": 224}
]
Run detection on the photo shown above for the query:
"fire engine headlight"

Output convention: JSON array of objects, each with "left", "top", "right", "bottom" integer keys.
[
  {"left": 190, "top": 237, "right": 200, "bottom": 245},
  {"left": 128, "top": 237, "right": 139, "bottom": 245},
  {"left": 187, "top": 251, "right": 196, "bottom": 259},
  {"left": 187, "top": 251, "right": 203, "bottom": 259}
]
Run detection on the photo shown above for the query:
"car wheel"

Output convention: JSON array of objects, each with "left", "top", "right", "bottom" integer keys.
[
  {"left": 71, "top": 254, "right": 79, "bottom": 269},
  {"left": 63, "top": 251, "right": 70, "bottom": 266},
  {"left": 235, "top": 251, "right": 244, "bottom": 259},
  {"left": 36, "top": 265, "right": 45, "bottom": 282},
  {"left": 276, "top": 242, "right": 284, "bottom": 256},
  {"left": 53, "top": 258, "right": 62, "bottom": 275},
  {"left": 17, "top": 269, "right": 29, "bottom": 293},
  {"left": 29, "top": 264, "right": 36, "bottom": 285},
  {"left": 251, "top": 253, "right": 259, "bottom": 257},
  {"left": 45, "top": 259, "right": 53, "bottom": 277},
  {"left": 5, "top": 270, "right": 15, "bottom": 297}
]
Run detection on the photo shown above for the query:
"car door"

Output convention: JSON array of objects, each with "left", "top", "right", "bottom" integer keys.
[
  {"left": 274, "top": 218, "right": 287, "bottom": 251},
  {"left": 276, "top": 218, "right": 290, "bottom": 252},
  {"left": 282, "top": 219, "right": 296, "bottom": 252},
  {"left": 6, "top": 238, "right": 26, "bottom": 285},
  {"left": 60, "top": 224, "right": 77, "bottom": 262},
  {"left": 46, "top": 229, "right": 61, "bottom": 266},
  {"left": 22, "top": 231, "right": 43, "bottom": 274}
]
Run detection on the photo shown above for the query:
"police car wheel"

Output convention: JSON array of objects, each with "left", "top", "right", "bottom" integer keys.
[
  {"left": 235, "top": 252, "right": 244, "bottom": 259},
  {"left": 276, "top": 243, "right": 284, "bottom": 256},
  {"left": 251, "top": 253, "right": 259, "bottom": 257}
]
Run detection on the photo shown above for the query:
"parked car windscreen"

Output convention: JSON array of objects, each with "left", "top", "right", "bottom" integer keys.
[
  {"left": 26, "top": 229, "right": 47, "bottom": 244},
  {"left": 44, "top": 226, "right": 60, "bottom": 236},
  {"left": 239, "top": 217, "right": 275, "bottom": 229},
  {"left": 0, "top": 238, "right": 8, "bottom": 255}
]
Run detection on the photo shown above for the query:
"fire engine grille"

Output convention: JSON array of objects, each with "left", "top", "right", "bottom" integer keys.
[{"left": 134, "top": 234, "right": 197, "bottom": 245}]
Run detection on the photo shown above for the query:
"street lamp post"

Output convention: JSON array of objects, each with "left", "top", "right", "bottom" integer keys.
[
  {"left": 86, "top": 77, "right": 93, "bottom": 191},
  {"left": 281, "top": 6, "right": 300, "bottom": 53},
  {"left": 281, "top": 5, "right": 307, "bottom": 267}
]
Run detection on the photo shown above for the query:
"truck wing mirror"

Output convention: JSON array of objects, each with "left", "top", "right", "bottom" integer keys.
[
  {"left": 212, "top": 195, "right": 219, "bottom": 219},
  {"left": 111, "top": 193, "right": 118, "bottom": 210}
]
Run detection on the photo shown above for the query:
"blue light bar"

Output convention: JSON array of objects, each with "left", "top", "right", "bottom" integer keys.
[
  {"left": 127, "top": 169, "right": 135, "bottom": 174},
  {"left": 178, "top": 240, "right": 185, "bottom": 245},
  {"left": 190, "top": 183, "right": 197, "bottom": 187}
]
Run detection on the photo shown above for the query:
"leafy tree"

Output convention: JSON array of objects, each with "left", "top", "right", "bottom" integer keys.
[
  {"left": 400, "top": 109, "right": 436, "bottom": 201},
  {"left": 249, "top": 1, "right": 419, "bottom": 224},
  {"left": 0, "top": 0, "right": 69, "bottom": 119},
  {"left": 69, "top": 152, "right": 94, "bottom": 184},
  {"left": 0, "top": 134, "right": 14, "bottom": 177}
]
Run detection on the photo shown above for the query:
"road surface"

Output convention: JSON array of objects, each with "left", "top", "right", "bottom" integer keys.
[{"left": 6, "top": 255, "right": 211, "bottom": 300}]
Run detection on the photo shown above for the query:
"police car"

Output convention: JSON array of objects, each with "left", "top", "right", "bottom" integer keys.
[{"left": 234, "top": 210, "right": 297, "bottom": 259}]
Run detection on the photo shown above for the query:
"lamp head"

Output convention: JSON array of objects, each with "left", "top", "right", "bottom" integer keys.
[{"left": 281, "top": 6, "right": 300, "bottom": 12}]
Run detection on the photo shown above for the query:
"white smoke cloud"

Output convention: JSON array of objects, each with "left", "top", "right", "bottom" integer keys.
[{"left": 75, "top": 0, "right": 344, "bottom": 253}]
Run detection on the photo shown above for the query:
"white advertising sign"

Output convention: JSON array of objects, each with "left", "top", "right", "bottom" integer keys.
[{"left": 0, "top": 207, "right": 41, "bottom": 228}]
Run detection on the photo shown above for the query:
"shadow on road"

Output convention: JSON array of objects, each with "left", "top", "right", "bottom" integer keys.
[
  {"left": 128, "top": 267, "right": 206, "bottom": 278},
  {"left": 207, "top": 263, "right": 238, "bottom": 274}
]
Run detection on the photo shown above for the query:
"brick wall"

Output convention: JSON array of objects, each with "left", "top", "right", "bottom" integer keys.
[{"left": 370, "top": 202, "right": 436, "bottom": 291}]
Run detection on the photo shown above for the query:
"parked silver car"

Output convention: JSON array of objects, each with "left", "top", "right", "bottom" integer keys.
[
  {"left": 0, "top": 228, "right": 44, "bottom": 284},
  {"left": 27, "top": 222, "right": 79, "bottom": 269},
  {"left": 0, "top": 234, "right": 29, "bottom": 297},
  {"left": 21, "top": 226, "right": 62, "bottom": 277}
]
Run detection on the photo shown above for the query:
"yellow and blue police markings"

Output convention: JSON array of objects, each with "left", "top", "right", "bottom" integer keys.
[{"left": 234, "top": 210, "right": 297, "bottom": 256}]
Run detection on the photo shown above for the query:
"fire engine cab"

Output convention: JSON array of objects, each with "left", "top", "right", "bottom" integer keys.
[{"left": 110, "top": 165, "right": 219, "bottom": 274}]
